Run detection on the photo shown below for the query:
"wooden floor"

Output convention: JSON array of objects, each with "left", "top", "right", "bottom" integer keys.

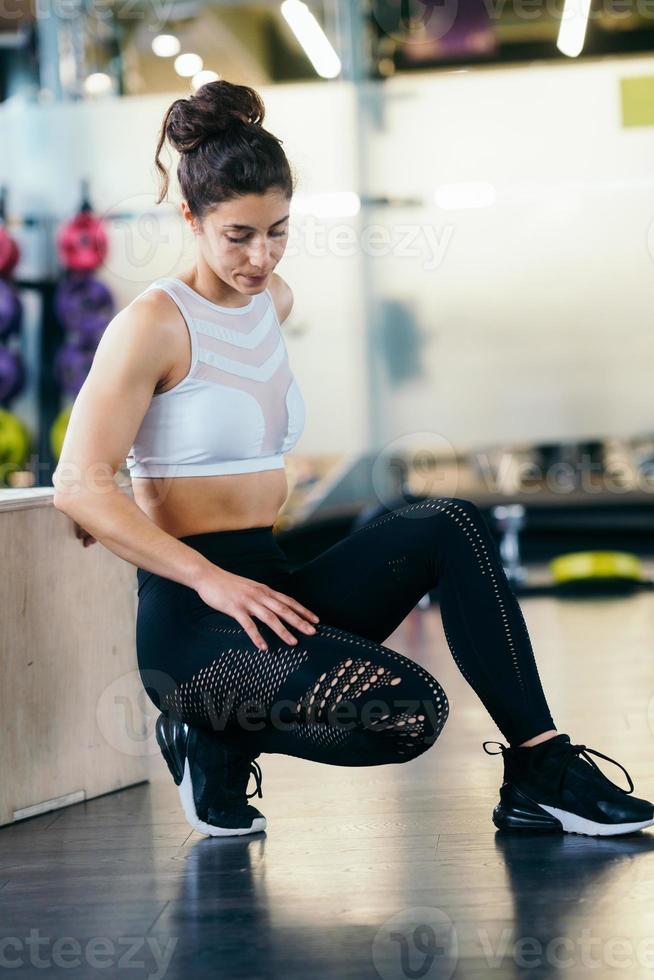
[{"left": 3, "top": 579, "right": 654, "bottom": 978}]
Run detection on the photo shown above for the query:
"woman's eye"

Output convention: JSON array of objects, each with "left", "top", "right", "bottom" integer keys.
[{"left": 226, "top": 230, "right": 288, "bottom": 244}]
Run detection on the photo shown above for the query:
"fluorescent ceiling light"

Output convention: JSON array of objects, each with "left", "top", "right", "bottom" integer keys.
[
  {"left": 557, "top": 0, "right": 591, "bottom": 57},
  {"left": 280, "top": 0, "right": 341, "bottom": 79}
]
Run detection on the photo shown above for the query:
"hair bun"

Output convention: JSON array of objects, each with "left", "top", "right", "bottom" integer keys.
[
  {"left": 165, "top": 80, "right": 265, "bottom": 154},
  {"left": 154, "top": 77, "right": 295, "bottom": 214}
]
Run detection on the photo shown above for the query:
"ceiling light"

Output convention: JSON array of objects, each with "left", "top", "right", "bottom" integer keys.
[
  {"left": 175, "top": 53, "right": 203, "bottom": 77},
  {"left": 83, "top": 72, "right": 113, "bottom": 96},
  {"left": 557, "top": 0, "right": 591, "bottom": 57},
  {"left": 280, "top": 0, "right": 341, "bottom": 79},
  {"left": 191, "top": 69, "right": 220, "bottom": 91},
  {"left": 152, "top": 34, "right": 181, "bottom": 57}
]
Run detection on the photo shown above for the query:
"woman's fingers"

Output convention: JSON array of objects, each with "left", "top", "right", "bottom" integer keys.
[
  {"left": 224, "top": 580, "right": 322, "bottom": 653},
  {"left": 73, "top": 521, "right": 96, "bottom": 546},
  {"left": 267, "top": 589, "right": 320, "bottom": 624},
  {"left": 234, "top": 610, "right": 267, "bottom": 652},
  {"left": 262, "top": 596, "right": 317, "bottom": 635},
  {"left": 239, "top": 597, "right": 318, "bottom": 650},
  {"left": 249, "top": 601, "right": 298, "bottom": 646}
]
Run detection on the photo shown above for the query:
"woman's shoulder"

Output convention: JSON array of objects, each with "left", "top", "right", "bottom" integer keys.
[
  {"left": 102, "top": 286, "right": 188, "bottom": 367},
  {"left": 122, "top": 284, "right": 189, "bottom": 339},
  {"left": 128, "top": 282, "right": 183, "bottom": 318}
]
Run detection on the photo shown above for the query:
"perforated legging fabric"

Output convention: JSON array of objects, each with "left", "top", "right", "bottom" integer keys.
[{"left": 135, "top": 496, "right": 556, "bottom": 765}]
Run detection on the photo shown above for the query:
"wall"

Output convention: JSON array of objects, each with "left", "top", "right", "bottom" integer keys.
[
  {"left": 0, "top": 81, "right": 367, "bottom": 458},
  {"left": 1, "top": 58, "right": 654, "bottom": 462},
  {"left": 364, "top": 55, "right": 654, "bottom": 452}
]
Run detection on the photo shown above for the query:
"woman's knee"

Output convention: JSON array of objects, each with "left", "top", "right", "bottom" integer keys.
[
  {"left": 406, "top": 497, "right": 494, "bottom": 567},
  {"left": 420, "top": 495, "right": 485, "bottom": 528},
  {"left": 396, "top": 496, "right": 486, "bottom": 547},
  {"left": 364, "top": 671, "right": 449, "bottom": 763}
]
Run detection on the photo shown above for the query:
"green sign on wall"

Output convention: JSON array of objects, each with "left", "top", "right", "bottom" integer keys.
[{"left": 620, "top": 75, "right": 654, "bottom": 127}]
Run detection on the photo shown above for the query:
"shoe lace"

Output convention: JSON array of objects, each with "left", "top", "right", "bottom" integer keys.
[
  {"left": 482, "top": 740, "right": 635, "bottom": 796},
  {"left": 221, "top": 751, "right": 264, "bottom": 806},
  {"left": 246, "top": 760, "right": 264, "bottom": 800}
]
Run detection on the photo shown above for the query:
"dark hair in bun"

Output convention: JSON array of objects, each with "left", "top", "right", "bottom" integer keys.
[{"left": 155, "top": 79, "right": 296, "bottom": 220}]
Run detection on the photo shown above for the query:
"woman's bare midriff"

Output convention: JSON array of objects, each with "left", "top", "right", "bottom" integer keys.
[{"left": 131, "top": 468, "right": 289, "bottom": 538}]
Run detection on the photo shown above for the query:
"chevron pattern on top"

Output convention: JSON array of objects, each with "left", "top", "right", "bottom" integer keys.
[{"left": 125, "top": 276, "right": 305, "bottom": 477}]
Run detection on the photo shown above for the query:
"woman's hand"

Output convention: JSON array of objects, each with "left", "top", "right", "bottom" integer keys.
[
  {"left": 73, "top": 520, "right": 97, "bottom": 547},
  {"left": 195, "top": 566, "right": 320, "bottom": 651}
]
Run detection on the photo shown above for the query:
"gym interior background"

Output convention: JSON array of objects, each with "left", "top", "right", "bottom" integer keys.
[{"left": 2, "top": 2, "right": 654, "bottom": 978}]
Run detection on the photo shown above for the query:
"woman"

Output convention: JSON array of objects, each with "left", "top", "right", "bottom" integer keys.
[{"left": 53, "top": 80, "right": 654, "bottom": 840}]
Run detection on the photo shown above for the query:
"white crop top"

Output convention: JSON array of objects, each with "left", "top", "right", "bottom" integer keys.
[{"left": 125, "top": 277, "right": 305, "bottom": 478}]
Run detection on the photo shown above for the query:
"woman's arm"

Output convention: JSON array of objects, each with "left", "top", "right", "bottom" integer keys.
[
  {"left": 52, "top": 292, "right": 213, "bottom": 590},
  {"left": 52, "top": 288, "right": 320, "bottom": 651}
]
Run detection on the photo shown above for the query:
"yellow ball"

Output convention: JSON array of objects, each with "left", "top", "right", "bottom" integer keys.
[{"left": 0, "top": 408, "right": 30, "bottom": 469}]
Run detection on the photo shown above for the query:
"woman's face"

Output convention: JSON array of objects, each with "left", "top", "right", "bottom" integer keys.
[{"left": 184, "top": 188, "right": 290, "bottom": 294}]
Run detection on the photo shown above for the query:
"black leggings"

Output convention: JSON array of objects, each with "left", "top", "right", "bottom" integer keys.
[{"left": 135, "top": 496, "right": 556, "bottom": 766}]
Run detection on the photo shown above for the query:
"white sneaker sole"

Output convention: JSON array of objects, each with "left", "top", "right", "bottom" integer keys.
[
  {"left": 178, "top": 759, "right": 267, "bottom": 837},
  {"left": 539, "top": 802, "right": 654, "bottom": 837}
]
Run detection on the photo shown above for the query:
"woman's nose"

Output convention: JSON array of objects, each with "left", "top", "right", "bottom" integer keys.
[{"left": 248, "top": 242, "right": 270, "bottom": 268}]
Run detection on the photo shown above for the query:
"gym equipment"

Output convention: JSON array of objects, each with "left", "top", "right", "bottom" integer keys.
[
  {"left": 54, "top": 342, "right": 94, "bottom": 397},
  {"left": 57, "top": 212, "right": 108, "bottom": 272},
  {"left": 490, "top": 499, "right": 654, "bottom": 598},
  {"left": 54, "top": 274, "right": 114, "bottom": 346},
  {"left": 50, "top": 404, "right": 72, "bottom": 461},
  {"left": 0, "top": 187, "right": 20, "bottom": 278},
  {"left": 532, "top": 440, "right": 607, "bottom": 488},
  {"left": 0, "top": 280, "right": 23, "bottom": 339},
  {"left": 56, "top": 181, "right": 108, "bottom": 273},
  {"left": 631, "top": 435, "right": 654, "bottom": 481},
  {"left": 549, "top": 550, "right": 644, "bottom": 596},
  {"left": 0, "top": 346, "right": 25, "bottom": 405},
  {"left": 0, "top": 408, "right": 29, "bottom": 470},
  {"left": 492, "top": 504, "right": 527, "bottom": 587}
]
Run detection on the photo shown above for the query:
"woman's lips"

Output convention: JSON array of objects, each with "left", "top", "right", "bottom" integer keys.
[{"left": 241, "top": 273, "right": 266, "bottom": 283}]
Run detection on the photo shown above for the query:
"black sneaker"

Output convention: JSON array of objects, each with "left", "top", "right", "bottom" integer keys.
[
  {"left": 484, "top": 733, "right": 654, "bottom": 837},
  {"left": 155, "top": 714, "right": 267, "bottom": 837}
]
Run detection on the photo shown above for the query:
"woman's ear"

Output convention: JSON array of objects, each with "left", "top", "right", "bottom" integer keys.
[{"left": 180, "top": 201, "right": 200, "bottom": 235}]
